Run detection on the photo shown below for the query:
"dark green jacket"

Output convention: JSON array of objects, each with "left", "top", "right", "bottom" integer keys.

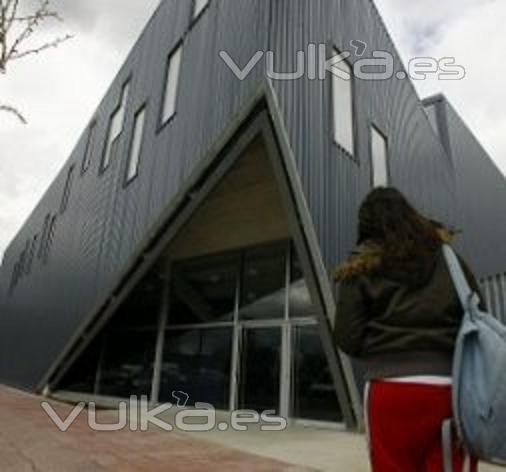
[{"left": 334, "top": 245, "right": 486, "bottom": 380}]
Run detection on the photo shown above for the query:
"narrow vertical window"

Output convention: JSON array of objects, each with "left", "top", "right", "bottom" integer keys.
[
  {"left": 38, "top": 214, "right": 50, "bottom": 259},
  {"left": 10, "top": 262, "right": 20, "bottom": 293},
  {"left": 161, "top": 45, "right": 182, "bottom": 126},
  {"left": 60, "top": 165, "right": 75, "bottom": 214},
  {"left": 102, "top": 81, "right": 130, "bottom": 171},
  {"left": 371, "top": 125, "right": 389, "bottom": 187},
  {"left": 43, "top": 215, "right": 57, "bottom": 264},
  {"left": 126, "top": 106, "right": 147, "bottom": 183},
  {"left": 25, "top": 235, "right": 38, "bottom": 275},
  {"left": 82, "top": 121, "right": 97, "bottom": 173},
  {"left": 193, "top": 0, "right": 209, "bottom": 18},
  {"left": 332, "top": 49, "right": 354, "bottom": 155}
]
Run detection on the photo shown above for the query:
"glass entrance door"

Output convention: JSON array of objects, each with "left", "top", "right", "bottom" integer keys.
[{"left": 238, "top": 326, "right": 282, "bottom": 414}]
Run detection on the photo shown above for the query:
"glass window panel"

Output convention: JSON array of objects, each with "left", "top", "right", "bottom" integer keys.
[
  {"left": 193, "top": 0, "right": 209, "bottom": 18},
  {"left": 289, "top": 246, "right": 316, "bottom": 318},
  {"left": 98, "top": 330, "right": 157, "bottom": 398},
  {"left": 102, "top": 81, "right": 130, "bottom": 170},
  {"left": 25, "top": 234, "right": 38, "bottom": 275},
  {"left": 292, "top": 325, "right": 342, "bottom": 422},
  {"left": 58, "top": 337, "right": 102, "bottom": 394},
  {"left": 169, "top": 253, "right": 238, "bottom": 325},
  {"left": 161, "top": 46, "right": 182, "bottom": 124},
  {"left": 126, "top": 106, "right": 146, "bottom": 182},
  {"left": 239, "top": 244, "right": 286, "bottom": 320},
  {"left": 60, "top": 165, "right": 75, "bottom": 213},
  {"left": 371, "top": 126, "right": 389, "bottom": 187},
  {"left": 239, "top": 327, "right": 281, "bottom": 414},
  {"left": 82, "top": 122, "right": 96, "bottom": 173},
  {"left": 111, "top": 269, "right": 164, "bottom": 330},
  {"left": 160, "top": 327, "right": 233, "bottom": 410},
  {"left": 332, "top": 50, "right": 354, "bottom": 154}
]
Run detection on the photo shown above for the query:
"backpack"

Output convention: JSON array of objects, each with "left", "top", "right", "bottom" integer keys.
[{"left": 442, "top": 244, "right": 506, "bottom": 471}]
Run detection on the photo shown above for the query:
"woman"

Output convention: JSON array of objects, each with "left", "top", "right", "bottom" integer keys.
[{"left": 333, "top": 187, "right": 485, "bottom": 472}]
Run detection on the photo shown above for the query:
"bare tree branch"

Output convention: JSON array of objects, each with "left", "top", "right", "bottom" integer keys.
[
  {"left": 0, "top": 0, "right": 72, "bottom": 122},
  {"left": 0, "top": 0, "right": 72, "bottom": 74},
  {"left": 10, "top": 32, "right": 72, "bottom": 61},
  {"left": 0, "top": 103, "right": 26, "bottom": 123}
]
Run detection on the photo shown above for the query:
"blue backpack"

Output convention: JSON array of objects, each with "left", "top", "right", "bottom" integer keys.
[{"left": 442, "top": 244, "right": 506, "bottom": 471}]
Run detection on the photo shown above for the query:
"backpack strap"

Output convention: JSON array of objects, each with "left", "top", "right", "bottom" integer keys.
[{"left": 442, "top": 245, "right": 476, "bottom": 312}]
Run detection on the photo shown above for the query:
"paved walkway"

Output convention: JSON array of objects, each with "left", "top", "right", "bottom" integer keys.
[
  {"left": 0, "top": 386, "right": 309, "bottom": 472},
  {"left": 0, "top": 386, "right": 503, "bottom": 471}
]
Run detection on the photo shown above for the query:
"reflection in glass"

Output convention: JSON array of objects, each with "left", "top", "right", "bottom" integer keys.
[
  {"left": 293, "top": 325, "right": 342, "bottom": 422},
  {"left": 239, "top": 244, "right": 286, "bottom": 320},
  {"left": 159, "top": 328, "right": 232, "bottom": 409},
  {"left": 98, "top": 330, "right": 157, "bottom": 398},
  {"left": 289, "top": 247, "right": 316, "bottom": 318},
  {"left": 239, "top": 328, "right": 281, "bottom": 414},
  {"left": 58, "top": 336, "right": 102, "bottom": 394},
  {"left": 169, "top": 253, "right": 238, "bottom": 325},
  {"left": 111, "top": 268, "right": 164, "bottom": 330}
]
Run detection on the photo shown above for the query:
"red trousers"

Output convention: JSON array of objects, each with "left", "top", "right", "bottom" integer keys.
[{"left": 365, "top": 380, "right": 478, "bottom": 472}]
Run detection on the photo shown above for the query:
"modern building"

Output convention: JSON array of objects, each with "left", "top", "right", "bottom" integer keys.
[{"left": 1, "top": 0, "right": 505, "bottom": 430}]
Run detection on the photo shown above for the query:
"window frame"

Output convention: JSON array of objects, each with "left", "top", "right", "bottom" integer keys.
[
  {"left": 38, "top": 214, "right": 51, "bottom": 260},
  {"left": 100, "top": 78, "right": 131, "bottom": 174},
  {"left": 124, "top": 103, "right": 148, "bottom": 186},
  {"left": 60, "top": 165, "right": 76, "bottom": 214},
  {"left": 43, "top": 215, "right": 57, "bottom": 264},
  {"left": 158, "top": 42, "right": 183, "bottom": 132},
  {"left": 25, "top": 234, "right": 39, "bottom": 275},
  {"left": 81, "top": 120, "right": 97, "bottom": 175},
  {"left": 191, "top": 0, "right": 210, "bottom": 24},
  {"left": 330, "top": 46, "right": 357, "bottom": 159},
  {"left": 369, "top": 123, "right": 390, "bottom": 188}
]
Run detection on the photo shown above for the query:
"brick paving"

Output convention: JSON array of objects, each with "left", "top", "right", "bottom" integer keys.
[{"left": 0, "top": 386, "right": 310, "bottom": 472}]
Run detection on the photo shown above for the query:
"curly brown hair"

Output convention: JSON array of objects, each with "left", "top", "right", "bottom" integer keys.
[{"left": 334, "top": 187, "right": 457, "bottom": 287}]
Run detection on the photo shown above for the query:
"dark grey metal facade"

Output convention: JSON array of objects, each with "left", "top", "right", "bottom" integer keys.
[
  {"left": 0, "top": 0, "right": 504, "bottom": 396},
  {"left": 423, "top": 94, "right": 506, "bottom": 278}
]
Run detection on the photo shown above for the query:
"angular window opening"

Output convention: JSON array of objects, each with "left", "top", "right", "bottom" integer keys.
[
  {"left": 53, "top": 136, "right": 354, "bottom": 426},
  {"left": 25, "top": 234, "right": 38, "bottom": 275},
  {"left": 43, "top": 215, "right": 57, "bottom": 264},
  {"left": 102, "top": 81, "right": 130, "bottom": 171},
  {"left": 332, "top": 48, "right": 354, "bottom": 155},
  {"left": 60, "top": 165, "right": 75, "bottom": 214},
  {"left": 38, "top": 214, "right": 50, "bottom": 260},
  {"left": 82, "top": 121, "right": 97, "bottom": 174},
  {"left": 125, "top": 105, "right": 147, "bottom": 183},
  {"left": 160, "top": 45, "right": 182, "bottom": 126},
  {"left": 371, "top": 125, "right": 389, "bottom": 187}
]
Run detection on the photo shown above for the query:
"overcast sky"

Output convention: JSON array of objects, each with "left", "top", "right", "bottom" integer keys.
[{"left": 1, "top": 0, "right": 505, "bottom": 259}]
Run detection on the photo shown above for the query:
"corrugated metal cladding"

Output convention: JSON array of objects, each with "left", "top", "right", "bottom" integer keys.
[
  {"left": 0, "top": 0, "right": 496, "bottom": 390},
  {"left": 425, "top": 96, "right": 506, "bottom": 278}
]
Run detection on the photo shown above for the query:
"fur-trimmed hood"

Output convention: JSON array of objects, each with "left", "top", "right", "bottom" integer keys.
[{"left": 333, "top": 228, "right": 454, "bottom": 284}]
